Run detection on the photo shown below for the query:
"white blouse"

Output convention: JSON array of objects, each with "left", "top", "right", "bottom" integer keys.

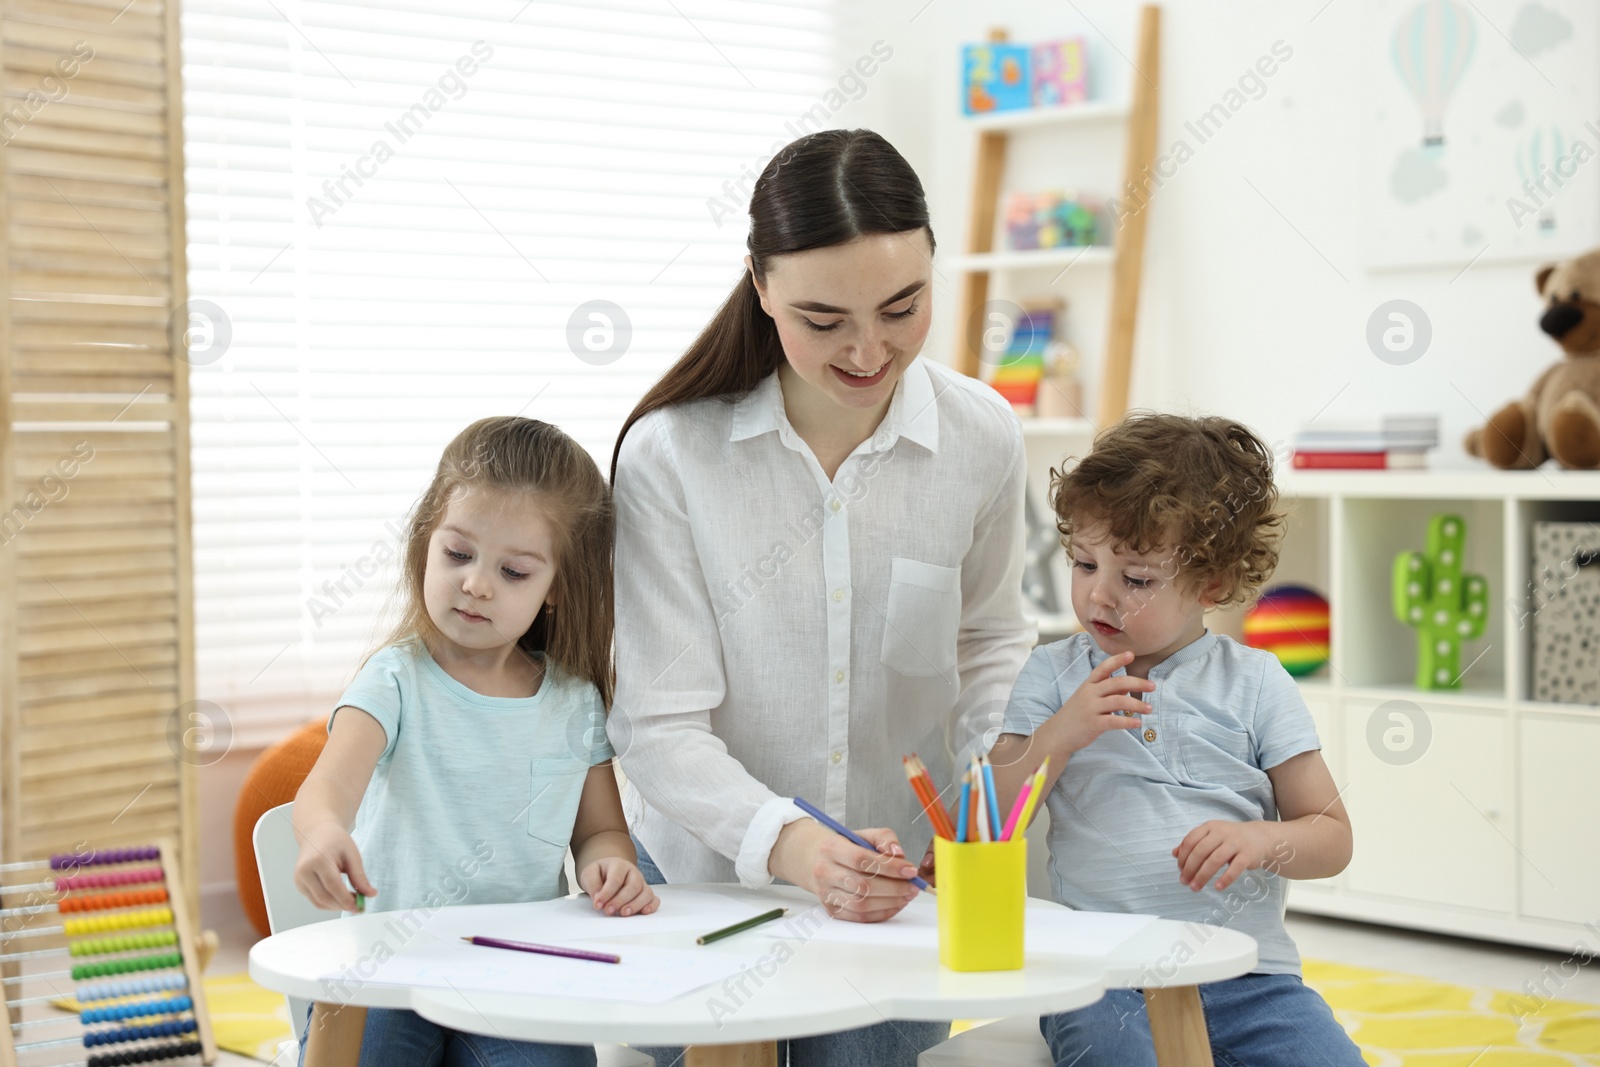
[{"left": 610, "top": 357, "right": 1035, "bottom": 886}]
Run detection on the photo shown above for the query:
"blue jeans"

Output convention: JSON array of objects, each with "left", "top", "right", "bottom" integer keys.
[
  {"left": 299, "top": 1003, "right": 596, "bottom": 1067},
  {"left": 630, "top": 836, "right": 949, "bottom": 1067},
  {"left": 1041, "top": 972, "right": 1365, "bottom": 1067}
]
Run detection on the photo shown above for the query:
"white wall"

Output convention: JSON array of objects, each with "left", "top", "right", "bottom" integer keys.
[{"left": 830, "top": 1, "right": 1580, "bottom": 468}]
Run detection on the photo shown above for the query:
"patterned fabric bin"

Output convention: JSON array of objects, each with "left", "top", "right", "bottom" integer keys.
[{"left": 1531, "top": 521, "right": 1600, "bottom": 705}]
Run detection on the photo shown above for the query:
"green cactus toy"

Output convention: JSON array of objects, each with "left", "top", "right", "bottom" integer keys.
[{"left": 1392, "top": 513, "right": 1489, "bottom": 689}]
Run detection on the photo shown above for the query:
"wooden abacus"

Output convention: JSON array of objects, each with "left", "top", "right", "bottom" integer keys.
[{"left": 0, "top": 842, "right": 215, "bottom": 1067}]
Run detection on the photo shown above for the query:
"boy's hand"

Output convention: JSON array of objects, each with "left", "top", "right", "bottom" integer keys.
[
  {"left": 579, "top": 857, "right": 660, "bottom": 917},
  {"left": 293, "top": 824, "right": 376, "bottom": 913},
  {"left": 1052, "top": 650, "right": 1154, "bottom": 754},
  {"left": 1172, "top": 820, "right": 1275, "bottom": 891}
]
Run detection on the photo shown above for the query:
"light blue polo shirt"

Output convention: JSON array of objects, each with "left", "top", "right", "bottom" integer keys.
[
  {"left": 1001, "top": 630, "right": 1320, "bottom": 976},
  {"left": 331, "top": 641, "right": 614, "bottom": 915}
]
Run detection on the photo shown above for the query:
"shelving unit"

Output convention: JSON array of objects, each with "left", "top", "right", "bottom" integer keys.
[
  {"left": 947, "top": 13, "right": 1159, "bottom": 649},
  {"left": 951, "top": 7, "right": 1160, "bottom": 431},
  {"left": 1269, "top": 469, "right": 1600, "bottom": 950}
]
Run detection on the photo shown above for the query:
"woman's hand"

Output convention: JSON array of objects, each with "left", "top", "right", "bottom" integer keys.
[
  {"left": 292, "top": 823, "right": 376, "bottom": 913},
  {"left": 579, "top": 857, "right": 660, "bottom": 917},
  {"left": 772, "top": 819, "right": 923, "bottom": 923}
]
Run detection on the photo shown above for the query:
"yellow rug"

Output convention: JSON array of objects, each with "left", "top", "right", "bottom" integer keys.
[
  {"left": 1304, "top": 959, "right": 1600, "bottom": 1066},
  {"left": 56, "top": 960, "right": 1600, "bottom": 1063},
  {"left": 949, "top": 960, "right": 1600, "bottom": 1065}
]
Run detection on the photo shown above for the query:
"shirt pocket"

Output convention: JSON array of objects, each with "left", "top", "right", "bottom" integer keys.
[
  {"left": 1179, "top": 718, "right": 1267, "bottom": 793},
  {"left": 880, "top": 557, "right": 962, "bottom": 678},
  {"left": 528, "top": 756, "right": 589, "bottom": 851}
]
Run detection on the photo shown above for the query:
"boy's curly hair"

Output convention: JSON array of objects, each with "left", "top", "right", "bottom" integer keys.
[{"left": 1049, "top": 412, "right": 1284, "bottom": 607}]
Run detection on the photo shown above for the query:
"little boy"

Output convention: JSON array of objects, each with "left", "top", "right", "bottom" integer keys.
[{"left": 989, "top": 413, "right": 1363, "bottom": 1067}]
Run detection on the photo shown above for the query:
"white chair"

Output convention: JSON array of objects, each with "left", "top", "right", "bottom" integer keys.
[
  {"left": 252, "top": 802, "right": 651, "bottom": 1066},
  {"left": 919, "top": 1016, "right": 1052, "bottom": 1066}
]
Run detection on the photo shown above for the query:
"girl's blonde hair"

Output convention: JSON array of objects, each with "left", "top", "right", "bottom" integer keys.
[{"left": 380, "top": 416, "right": 614, "bottom": 706}]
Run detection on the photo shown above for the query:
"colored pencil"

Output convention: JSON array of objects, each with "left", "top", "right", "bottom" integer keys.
[
  {"left": 793, "top": 796, "right": 932, "bottom": 892},
  {"left": 1000, "top": 779, "right": 1033, "bottom": 842},
  {"left": 973, "top": 761, "right": 991, "bottom": 842},
  {"left": 697, "top": 908, "right": 787, "bottom": 945},
  {"left": 1014, "top": 757, "right": 1051, "bottom": 833},
  {"left": 902, "top": 757, "right": 954, "bottom": 840},
  {"left": 910, "top": 755, "right": 957, "bottom": 840},
  {"left": 980, "top": 756, "right": 1003, "bottom": 841},
  {"left": 461, "top": 936, "right": 621, "bottom": 964},
  {"left": 955, "top": 773, "right": 972, "bottom": 843}
]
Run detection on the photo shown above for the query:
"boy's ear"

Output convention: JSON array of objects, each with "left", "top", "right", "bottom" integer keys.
[{"left": 1198, "top": 576, "right": 1227, "bottom": 610}]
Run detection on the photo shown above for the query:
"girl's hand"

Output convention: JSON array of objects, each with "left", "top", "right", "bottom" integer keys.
[
  {"left": 1172, "top": 820, "right": 1275, "bottom": 892},
  {"left": 293, "top": 823, "right": 376, "bottom": 912},
  {"left": 579, "top": 857, "right": 660, "bottom": 917},
  {"left": 1051, "top": 650, "right": 1154, "bottom": 754}
]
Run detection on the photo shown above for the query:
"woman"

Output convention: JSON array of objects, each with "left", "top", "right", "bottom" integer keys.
[{"left": 609, "top": 129, "right": 1033, "bottom": 1064}]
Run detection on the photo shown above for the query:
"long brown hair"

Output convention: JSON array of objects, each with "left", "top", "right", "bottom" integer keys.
[
  {"left": 381, "top": 416, "right": 615, "bottom": 706},
  {"left": 610, "top": 128, "right": 934, "bottom": 480}
]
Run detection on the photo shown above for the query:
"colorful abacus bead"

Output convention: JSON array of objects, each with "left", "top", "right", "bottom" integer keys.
[
  {"left": 51, "top": 845, "right": 163, "bottom": 869},
  {"left": 83, "top": 1017, "right": 198, "bottom": 1046},
  {"left": 56, "top": 865, "right": 165, "bottom": 891},
  {"left": 81, "top": 994, "right": 193, "bottom": 1024},
  {"left": 59, "top": 887, "right": 169, "bottom": 913},
  {"left": 85, "top": 1037, "right": 203, "bottom": 1066},
  {"left": 77, "top": 973, "right": 188, "bottom": 1003},
  {"left": 63, "top": 906, "right": 176, "bottom": 937},
  {"left": 72, "top": 950, "right": 184, "bottom": 978}
]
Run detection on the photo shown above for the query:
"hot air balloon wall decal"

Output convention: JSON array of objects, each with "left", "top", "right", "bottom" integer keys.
[
  {"left": 1516, "top": 124, "right": 1571, "bottom": 233},
  {"left": 1391, "top": 0, "right": 1477, "bottom": 150}
]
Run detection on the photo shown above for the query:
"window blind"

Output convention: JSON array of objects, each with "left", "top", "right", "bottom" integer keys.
[{"left": 181, "top": 0, "right": 838, "bottom": 744}]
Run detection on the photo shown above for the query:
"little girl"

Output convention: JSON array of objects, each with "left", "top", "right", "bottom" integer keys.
[{"left": 292, "top": 416, "right": 657, "bottom": 1067}]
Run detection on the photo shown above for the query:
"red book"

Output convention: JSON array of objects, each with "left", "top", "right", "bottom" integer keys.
[{"left": 1291, "top": 450, "right": 1426, "bottom": 470}]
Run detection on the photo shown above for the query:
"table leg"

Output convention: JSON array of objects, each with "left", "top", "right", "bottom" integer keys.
[
  {"left": 683, "top": 1041, "right": 779, "bottom": 1066},
  {"left": 302, "top": 1001, "right": 367, "bottom": 1067},
  {"left": 1144, "top": 985, "right": 1212, "bottom": 1067}
]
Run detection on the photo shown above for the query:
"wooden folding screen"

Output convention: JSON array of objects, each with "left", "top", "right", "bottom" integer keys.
[{"left": 0, "top": 0, "right": 197, "bottom": 912}]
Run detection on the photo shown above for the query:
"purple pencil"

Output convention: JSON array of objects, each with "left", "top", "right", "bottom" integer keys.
[{"left": 460, "top": 935, "right": 621, "bottom": 964}]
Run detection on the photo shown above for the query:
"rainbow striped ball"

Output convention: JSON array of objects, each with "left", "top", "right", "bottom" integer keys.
[{"left": 1244, "top": 584, "right": 1330, "bottom": 677}]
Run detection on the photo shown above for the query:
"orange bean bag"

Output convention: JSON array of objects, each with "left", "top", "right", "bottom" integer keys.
[{"left": 233, "top": 719, "right": 328, "bottom": 938}]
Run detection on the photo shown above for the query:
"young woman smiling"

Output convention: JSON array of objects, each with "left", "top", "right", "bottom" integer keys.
[{"left": 608, "top": 129, "right": 1033, "bottom": 1065}]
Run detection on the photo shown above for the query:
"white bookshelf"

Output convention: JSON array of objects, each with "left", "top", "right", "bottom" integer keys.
[
  {"left": 964, "top": 101, "right": 1130, "bottom": 131},
  {"left": 1271, "top": 469, "right": 1600, "bottom": 950},
  {"left": 949, "top": 246, "right": 1115, "bottom": 272}
]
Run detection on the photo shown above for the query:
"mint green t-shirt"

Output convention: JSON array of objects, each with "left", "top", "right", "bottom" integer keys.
[{"left": 331, "top": 641, "right": 614, "bottom": 914}]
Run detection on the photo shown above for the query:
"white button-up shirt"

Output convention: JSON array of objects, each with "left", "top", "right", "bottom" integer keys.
[{"left": 610, "top": 357, "right": 1035, "bottom": 886}]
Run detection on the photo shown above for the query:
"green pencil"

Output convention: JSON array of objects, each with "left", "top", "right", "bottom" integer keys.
[{"left": 696, "top": 907, "right": 787, "bottom": 945}]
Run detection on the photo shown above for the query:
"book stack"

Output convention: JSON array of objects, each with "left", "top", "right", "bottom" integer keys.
[{"left": 1291, "top": 414, "right": 1439, "bottom": 470}]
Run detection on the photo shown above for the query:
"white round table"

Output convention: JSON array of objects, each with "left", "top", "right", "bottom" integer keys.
[{"left": 250, "top": 883, "right": 1256, "bottom": 1067}]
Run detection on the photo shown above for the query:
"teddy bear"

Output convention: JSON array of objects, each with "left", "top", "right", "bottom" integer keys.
[{"left": 1466, "top": 249, "right": 1600, "bottom": 470}]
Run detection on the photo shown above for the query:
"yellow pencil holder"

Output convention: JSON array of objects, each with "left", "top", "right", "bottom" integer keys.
[{"left": 934, "top": 836, "right": 1026, "bottom": 972}]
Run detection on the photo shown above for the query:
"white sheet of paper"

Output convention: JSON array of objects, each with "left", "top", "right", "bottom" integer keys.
[
  {"left": 330, "top": 939, "right": 757, "bottom": 1004},
  {"left": 797, "top": 895, "right": 1159, "bottom": 958},
  {"left": 409, "top": 888, "right": 769, "bottom": 944}
]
